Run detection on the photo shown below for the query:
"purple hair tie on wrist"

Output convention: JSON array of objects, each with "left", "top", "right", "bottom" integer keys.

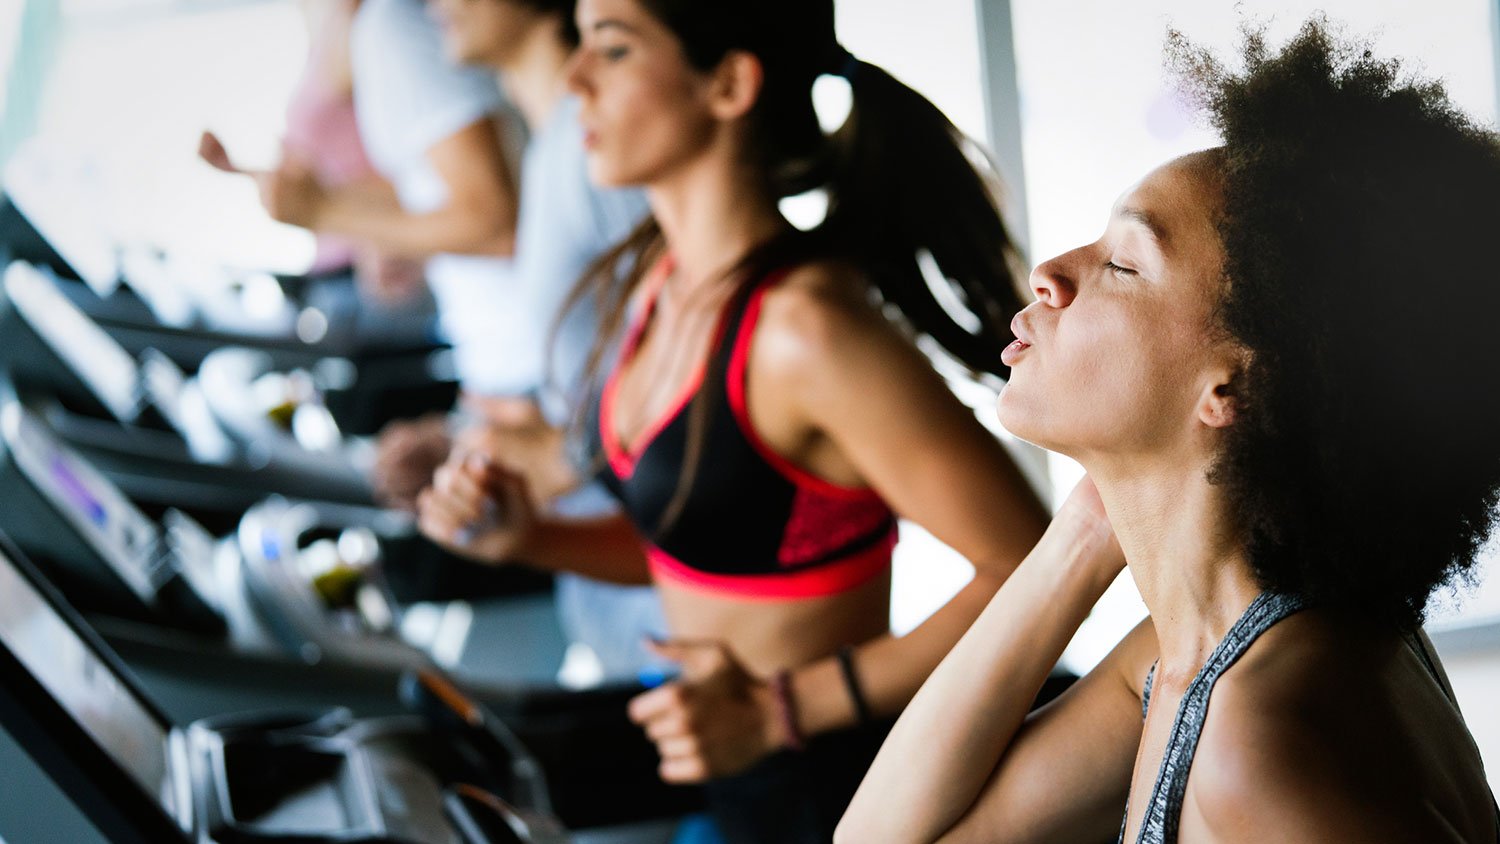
[{"left": 770, "top": 669, "right": 806, "bottom": 752}]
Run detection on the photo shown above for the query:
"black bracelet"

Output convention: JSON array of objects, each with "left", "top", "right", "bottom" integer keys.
[{"left": 836, "top": 645, "right": 873, "bottom": 725}]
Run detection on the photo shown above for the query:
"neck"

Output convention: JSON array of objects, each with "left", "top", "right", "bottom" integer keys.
[
  {"left": 648, "top": 147, "right": 786, "bottom": 292},
  {"left": 490, "top": 22, "right": 571, "bottom": 131},
  {"left": 1090, "top": 454, "right": 1262, "bottom": 676}
]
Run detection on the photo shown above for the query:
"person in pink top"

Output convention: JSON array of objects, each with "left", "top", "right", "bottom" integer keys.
[
  {"left": 278, "top": 0, "right": 375, "bottom": 276},
  {"left": 200, "top": 0, "right": 425, "bottom": 302}
]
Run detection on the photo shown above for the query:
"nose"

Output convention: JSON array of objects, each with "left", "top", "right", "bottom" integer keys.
[
  {"left": 1028, "top": 251, "right": 1078, "bottom": 308},
  {"left": 563, "top": 47, "right": 590, "bottom": 96}
]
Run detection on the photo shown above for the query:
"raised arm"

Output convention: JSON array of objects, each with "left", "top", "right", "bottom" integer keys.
[
  {"left": 838, "top": 480, "right": 1150, "bottom": 844},
  {"left": 259, "top": 116, "right": 519, "bottom": 258}
]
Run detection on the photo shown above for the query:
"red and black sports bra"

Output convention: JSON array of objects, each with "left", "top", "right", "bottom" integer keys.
[{"left": 593, "top": 259, "right": 898, "bottom": 601}]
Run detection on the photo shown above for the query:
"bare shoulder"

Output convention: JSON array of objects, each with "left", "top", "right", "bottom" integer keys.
[
  {"left": 753, "top": 259, "right": 941, "bottom": 383},
  {"left": 753, "top": 260, "right": 894, "bottom": 359},
  {"left": 1188, "top": 669, "right": 1367, "bottom": 841},
  {"left": 1187, "top": 615, "right": 1495, "bottom": 842}
]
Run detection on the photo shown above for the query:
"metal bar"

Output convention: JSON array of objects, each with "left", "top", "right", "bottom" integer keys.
[{"left": 973, "top": 0, "right": 1031, "bottom": 253}]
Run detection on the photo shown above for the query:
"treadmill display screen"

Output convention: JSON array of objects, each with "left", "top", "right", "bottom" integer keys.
[
  {"left": 4, "top": 402, "right": 163, "bottom": 602},
  {"left": 0, "top": 548, "right": 178, "bottom": 820},
  {"left": 50, "top": 456, "right": 108, "bottom": 529}
]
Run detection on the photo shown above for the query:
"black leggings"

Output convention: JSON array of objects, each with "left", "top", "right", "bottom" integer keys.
[{"left": 702, "top": 719, "right": 894, "bottom": 844}]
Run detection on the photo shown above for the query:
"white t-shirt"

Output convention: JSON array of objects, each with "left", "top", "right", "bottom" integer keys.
[
  {"left": 515, "top": 97, "right": 648, "bottom": 521},
  {"left": 514, "top": 97, "right": 663, "bottom": 677},
  {"left": 350, "top": 0, "right": 531, "bottom": 395},
  {"left": 518, "top": 96, "right": 649, "bottom": 431},
  {"left": 512, "top": 96, "right": 648, "bottom": 523}
]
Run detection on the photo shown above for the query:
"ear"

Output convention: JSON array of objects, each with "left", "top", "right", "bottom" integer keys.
[
  {"left": 705, "top": 49, "right": 764, "bottom": 122},
  {"left": 1197, "top": 357, "right": 1244, "bottom": 430}
]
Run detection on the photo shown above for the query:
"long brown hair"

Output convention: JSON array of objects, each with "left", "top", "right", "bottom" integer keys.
[{"left": 559, "top": 0, "right": 1028, "bottom": 536}]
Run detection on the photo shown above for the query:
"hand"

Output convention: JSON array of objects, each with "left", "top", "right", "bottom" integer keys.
[
  {"left": 455, "top": 397, "right": 579, "bottom": 502},
  {"left": 197, "top": 130, "right": 244, "bottom": 174},
  {"left": 416, "top": 453, "right": 536, "bottom": 563},
  {"left": 372, "top": 415, "right": 452, "bottom": 510},
  {"left": 627, "top": 640, "right": 788, "bottom": 784},
  {"left": 354, "top": 247, "right": 426, "bottom": 305},
  {"left": 1048, "top": 477, "right": 1126, "bottom": 582},
  {"left": 257, "top": 159, "right": 326, "bottom": 229}
]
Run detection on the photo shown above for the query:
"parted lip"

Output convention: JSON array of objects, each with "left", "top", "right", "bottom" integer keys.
[
  {"left": 1009, "top": 311, "right": 1035, "bottom": 346},
  {"left": 577, "top": 114, "right": 599, "bottom": 147}
]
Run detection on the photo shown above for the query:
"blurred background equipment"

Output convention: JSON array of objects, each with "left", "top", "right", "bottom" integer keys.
[{"left": 1, "top": 2, "right": 1497, "bottom": 842}]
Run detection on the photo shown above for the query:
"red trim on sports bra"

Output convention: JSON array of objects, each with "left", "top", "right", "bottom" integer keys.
[
  {"left": 645, "top": 528, "right": 897, "bottom": 601},
  {"left": 600, "top": 257, "right": 701, "bottom": 480},
  {"left": 601, "top": 359, "right": 708, "bottom": 481},
  {"left": 726, "top": 282, "right": 884, "bottom": 502}
]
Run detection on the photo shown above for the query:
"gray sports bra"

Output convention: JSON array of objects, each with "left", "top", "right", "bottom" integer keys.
[{"left": 1119, "top": 592, "right": 1500, "bottom": 844}]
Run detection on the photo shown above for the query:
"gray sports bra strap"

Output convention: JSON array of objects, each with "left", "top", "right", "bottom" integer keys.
[{"left": 1127, "top": 592, "right": 1308, "bottom": 844}]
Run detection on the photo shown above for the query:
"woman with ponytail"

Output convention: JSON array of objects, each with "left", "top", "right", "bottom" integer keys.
[{"left": 417, "top": 1, "right": 1052, "bottom": 839}]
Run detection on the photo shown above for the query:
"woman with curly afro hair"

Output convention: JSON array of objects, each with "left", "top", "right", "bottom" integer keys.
[{"left": 842, "top": 17, "right": 1500, "bottom": 844}]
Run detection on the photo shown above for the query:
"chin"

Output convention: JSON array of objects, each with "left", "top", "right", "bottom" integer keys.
[
  {"left": 995, "top": 386, "right": 1064, "bottom": 453},
  {"left": 585, "top": 157, "right": 641, "bottom": 190},
  {"left": 439, "top": 40, "right": 473, "bottom": 65}
]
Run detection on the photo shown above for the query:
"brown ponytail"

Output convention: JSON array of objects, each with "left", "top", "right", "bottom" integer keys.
[{"left": 821, "top": 52, "right": 1026, "bottom": 376}]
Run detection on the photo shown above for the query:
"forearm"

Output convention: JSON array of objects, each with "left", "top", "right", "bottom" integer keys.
[
  {"left": 516, "top": 515, "right": 653, "bottom": 585},
  {"left": 791, "top": 571, "right": 1000, "bottom": 737},
  {"left": 836, "top": 530, "right": 1119, "bottom": 844},
  {"left": 332, "top": 176, "right": 403, "bottom": 212},
  {"left": 313, "top": 195, "right": 515, "bottom": 259}
]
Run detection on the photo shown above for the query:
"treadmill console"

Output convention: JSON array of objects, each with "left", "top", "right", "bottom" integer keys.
[
  {"left": 0, "top": 398, "right": 225, "bottom": 632},
  {"left": 2, "top": 399, "right": 164, "bottom": 600},
  {"left": 0, "top": 540, "right": 195, "bottom": 841},
  {"left": 0, "top": 537, "right": 564, "bottom": 844},
  {"left": 3, "top": 261, "right": 236, "bottom": 463}
]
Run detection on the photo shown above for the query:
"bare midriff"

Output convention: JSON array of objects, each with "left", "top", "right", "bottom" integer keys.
[{"left": 656, "top": 569, "right": 892, "bottom": 676}]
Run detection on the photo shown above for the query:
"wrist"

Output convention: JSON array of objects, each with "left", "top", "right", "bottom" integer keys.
[
  {"left": 1038, "top": 513, "right": 1125, "bottom": 591},
  {"left": 762, "top": 670, "right": 805, "bottom": 753},
  {"left": 306, "top": 192, "right": 331, "bottom": 229},
  {"left": 509, "top": 516, "right": 548, "bottom": 564}
]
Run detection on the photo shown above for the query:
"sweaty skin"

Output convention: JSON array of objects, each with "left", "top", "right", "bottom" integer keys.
[
  {"left": 421, "top": 0, "right": 1051, "bottom": 787},
  {"left": 839, "top": 154, "right": 1497, "bottom": 844}
]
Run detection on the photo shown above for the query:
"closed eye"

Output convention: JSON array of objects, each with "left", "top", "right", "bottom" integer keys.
[{"left": 1104, "top": 260, "right": 1137, "bottom": 277}]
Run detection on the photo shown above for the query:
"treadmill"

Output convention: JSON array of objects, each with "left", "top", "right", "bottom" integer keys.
[
  {"left": 0, "top": 260, "right": 376, "bottom": 516},
  {"left": 0, "top": 391, "right": 542, "bottom": 701},
  {"left": 0, "top": 259, "right": 547, "bottom": 601},
  {"left": 0, "top": 398, "right": 700, "bottom": 832},
  {"left": 0, "top": 531, "right": 567, "bottom": 843}
]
